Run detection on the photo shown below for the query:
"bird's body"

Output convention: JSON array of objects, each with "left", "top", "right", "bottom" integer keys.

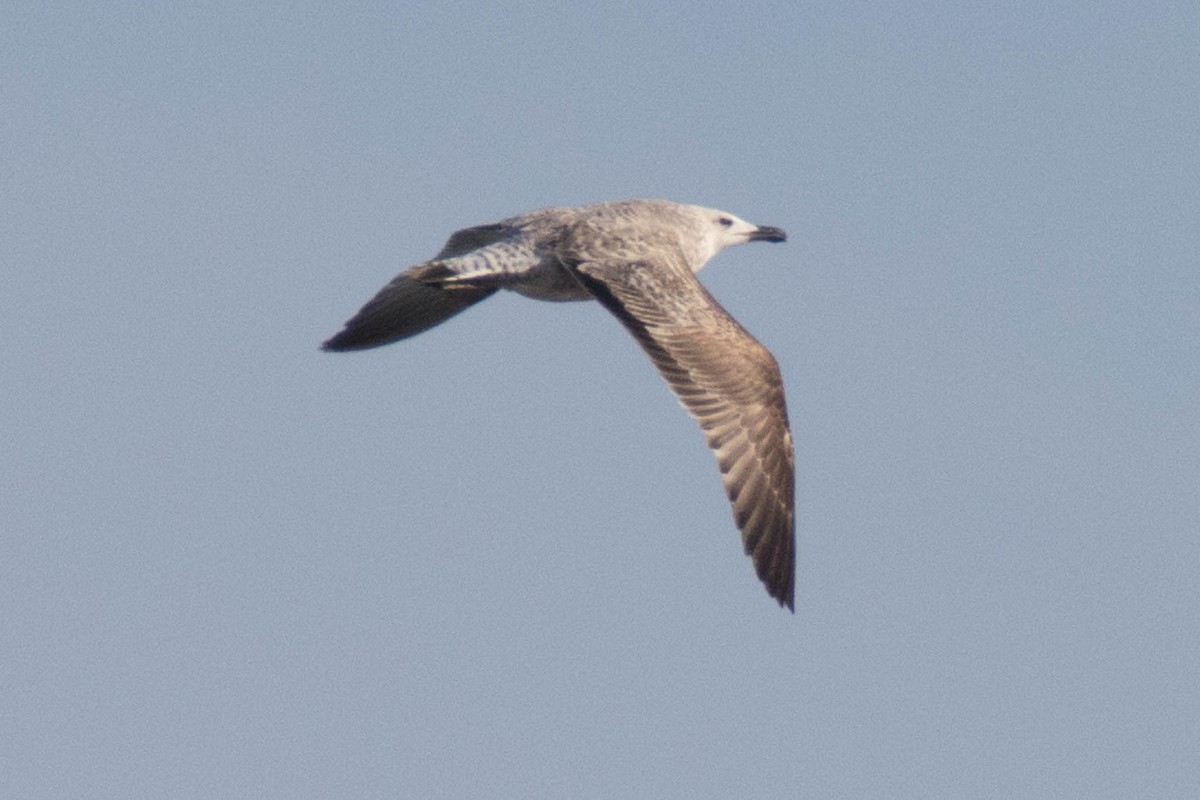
[{"left": 324, "top": 199, "right": 796, "bottom": 610}]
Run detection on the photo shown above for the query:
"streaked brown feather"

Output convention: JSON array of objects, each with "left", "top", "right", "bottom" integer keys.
[{"left": 574, "top": 256, "right": 795, "bottom": 610}]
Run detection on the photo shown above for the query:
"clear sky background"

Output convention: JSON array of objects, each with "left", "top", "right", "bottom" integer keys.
[{"left": 4, "top": 2, "right": 1198, "bottom": 797}]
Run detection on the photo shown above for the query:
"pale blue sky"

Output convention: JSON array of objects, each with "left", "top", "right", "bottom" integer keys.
[{"left": 4, "top": 2, "right": 1198, "bottom": 797}]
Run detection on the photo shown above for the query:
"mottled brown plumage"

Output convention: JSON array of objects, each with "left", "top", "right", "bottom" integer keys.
[{"left": 324, "top": 199, "right": 795, "bottom": 610}]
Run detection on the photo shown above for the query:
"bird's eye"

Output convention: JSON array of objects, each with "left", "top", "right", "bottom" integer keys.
[{"left": 718, "top": 217, "right": 733, "bottom": 227}]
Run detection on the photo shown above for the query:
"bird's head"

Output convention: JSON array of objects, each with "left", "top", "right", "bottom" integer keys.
[{"left": 690, "top": 206, "right": 787, "bottom": 268}]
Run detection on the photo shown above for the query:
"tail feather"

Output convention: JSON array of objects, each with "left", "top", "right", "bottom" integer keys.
[{"left": 322, "top": 271, "right": 495, "bottom": 351}]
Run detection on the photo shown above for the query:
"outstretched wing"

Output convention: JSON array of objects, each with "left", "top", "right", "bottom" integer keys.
[
  {"left": 573, "top": 256, "right": 795, "bottom": 610},
  {"left": 321, "top": 275, "right": 494, "bottom": 351},
  {"left": 322, "top": 223, "right": 520, "bottom": 351}
]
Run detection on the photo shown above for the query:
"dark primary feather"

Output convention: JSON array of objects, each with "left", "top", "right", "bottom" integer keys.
[
  {"left": 573, "top": 256, "right": 796, "bottom": 610},
  {"left": 321, "top": 222, "right": 516, "bottom": 351},
  {"left": 321, "top": 278, "right": 493, "bottom": 351}
]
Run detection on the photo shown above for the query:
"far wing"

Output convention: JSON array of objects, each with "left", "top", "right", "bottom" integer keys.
[
  {"left": 434, "top": 222, "right": 514, "bottom": 258},
  {"left": 322, "top": 222, "right": 524, "bottom": 351}
]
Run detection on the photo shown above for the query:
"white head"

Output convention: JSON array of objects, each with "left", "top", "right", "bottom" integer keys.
[{"left": 687, "top": 204, "right": 788, "bottom": 270}]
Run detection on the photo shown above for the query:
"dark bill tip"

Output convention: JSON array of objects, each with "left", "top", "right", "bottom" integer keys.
[{"left": 750, "top": 225, "right": 787, "bottom": 243}]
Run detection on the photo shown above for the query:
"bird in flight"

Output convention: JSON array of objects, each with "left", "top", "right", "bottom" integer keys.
[{"left": 324, "top": 199, "right": 795, "bottom": 610}]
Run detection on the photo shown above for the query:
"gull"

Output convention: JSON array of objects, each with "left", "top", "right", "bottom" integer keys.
[{"left": 323, "top": 199, "right": 795, "bottom": 610}]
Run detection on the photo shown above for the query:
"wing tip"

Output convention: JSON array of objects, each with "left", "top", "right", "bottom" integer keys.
[
  {"left": 767, "top": 572, "right": 796, "bottom": 613},
  {"left": 320, "top": 326, "right": 382, "bottom": 352},
  {"left": 777, "top": 587, "right": 796, "bottom": 613},
  {"left": 758, "top": 525, "right": 796, "bottom": 613}
]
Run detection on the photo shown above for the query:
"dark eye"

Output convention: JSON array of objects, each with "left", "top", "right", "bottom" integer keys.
[{"left": 718, "top": 217, "right": 733, "bottom": 227}]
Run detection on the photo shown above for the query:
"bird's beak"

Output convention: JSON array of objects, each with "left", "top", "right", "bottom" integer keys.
[{"left": 749, "top": 225, "right": 787, "bottom": 243}]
